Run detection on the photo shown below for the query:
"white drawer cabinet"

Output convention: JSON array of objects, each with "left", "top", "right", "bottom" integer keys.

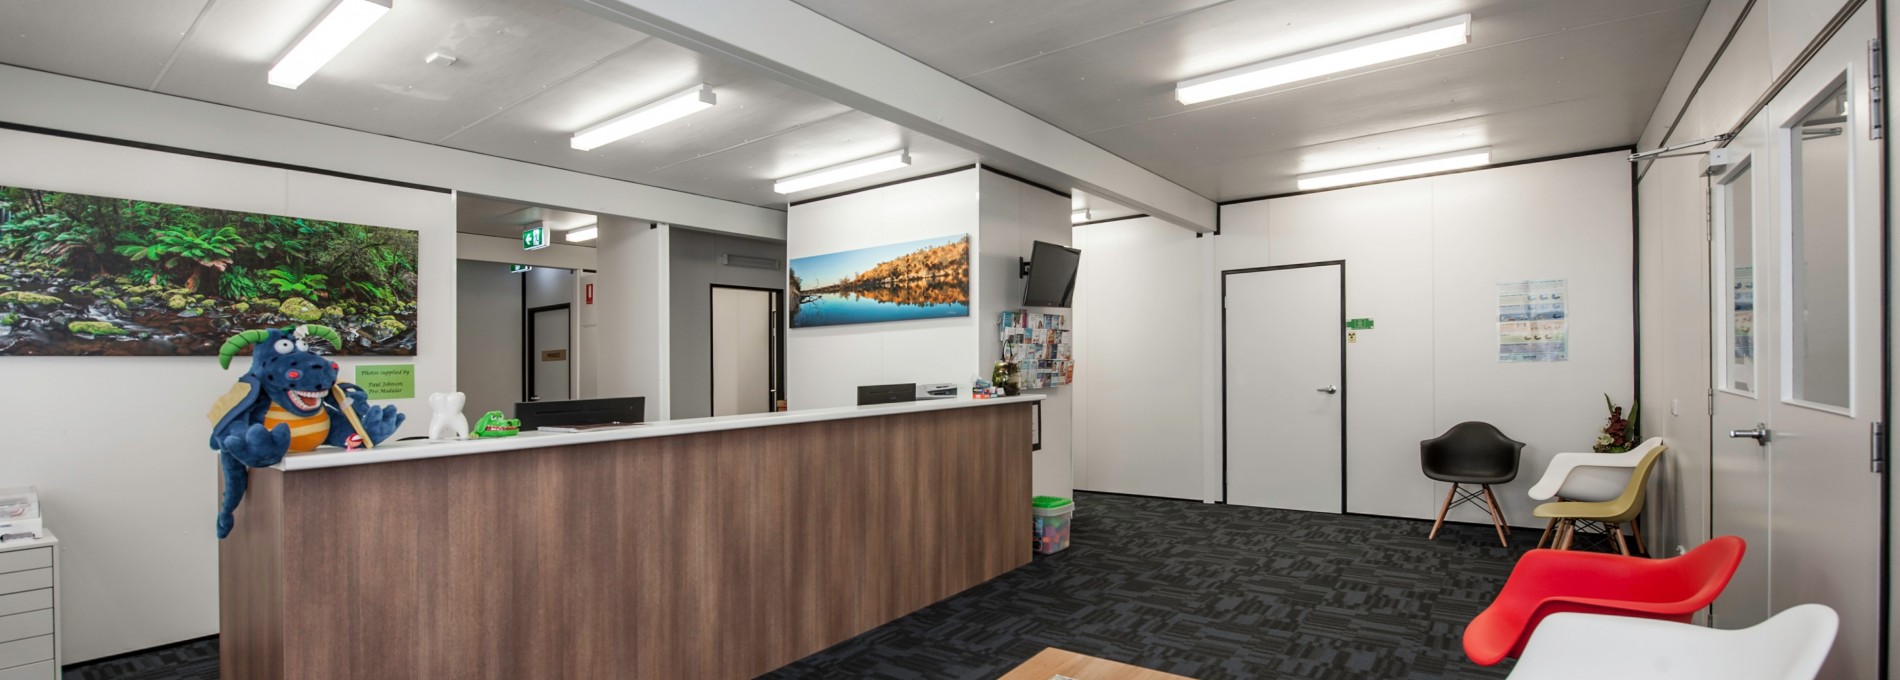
[{"left": 0, "top": 533, "right": 55, "bottom": 679}]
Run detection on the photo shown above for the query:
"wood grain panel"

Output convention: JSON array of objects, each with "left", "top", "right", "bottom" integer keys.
[{"left": 222, "top": 404, "right": 1033, "bottom": 680}]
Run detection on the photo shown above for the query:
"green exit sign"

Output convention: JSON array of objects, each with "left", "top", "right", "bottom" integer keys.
[
  {"left": 510, "top": 264, "right": 534, "bottom": 274},
  {"left": 522, "top": 223, "right": 550, "bottom": 251}
]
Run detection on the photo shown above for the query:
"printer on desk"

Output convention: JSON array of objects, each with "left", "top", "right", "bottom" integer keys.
[{"left": 916, "top": 383, "right": 958, "bottom": 400}]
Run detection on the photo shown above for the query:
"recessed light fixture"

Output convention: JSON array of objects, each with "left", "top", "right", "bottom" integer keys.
[
  {"left": 772, "top": 150, "right": 911, "bottom": 194},
  {"left": 268, "top": 0, "right": 393, "bottom": 89},
  {"left": 1296, "top": 148, "right": 1491, "bottom": 191},
  {"left": 571, "top": 84, "right": 717, "bottom": 151},
  {"left": 1175, "top": 14, "right": 1471, "bottom": 104},
  {"left": 1071, "top": 209, "right": 1091, "bottom": 223},
  {"left": 565, "top": 225, "right": 600, "bottom": 243}
]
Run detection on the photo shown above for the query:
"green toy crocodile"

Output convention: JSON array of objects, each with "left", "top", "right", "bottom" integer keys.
[{"left": 472, "top": 411, "right": 520, "bottom": 438}]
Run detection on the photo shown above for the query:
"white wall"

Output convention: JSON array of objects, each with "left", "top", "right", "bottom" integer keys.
[
  {"left": 595, "top": 218, "right": 670, "bottom": 419},
  {"left": 1073, "top": 152, "right": 1635, "bottom": 526},
  {"left": 0, "top": 129, "right": 454, "bottom": 662},
  {"left": 1069, "top": 218, "right": 1209, "bottom": 500},
  {"left": 456, "top": 260, "right": 524, "bottom": 416},
  {"left": 785, "top": 170, "right": 981, "bottom": 409},
  {"left": 977, "top": 170, "right": 1074, "bottom": 499}
]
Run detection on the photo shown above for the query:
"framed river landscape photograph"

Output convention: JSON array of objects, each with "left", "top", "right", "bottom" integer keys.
[
  {"left": 0, "top": 185, "right": 419, "bottom": 356},
  {"left": 789, "top": 233, "right": 970, "bottom": 328}
]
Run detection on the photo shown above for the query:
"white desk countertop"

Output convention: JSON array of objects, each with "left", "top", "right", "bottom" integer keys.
[{"left": 275, "top": 394, "right": 1046, "bottom": 472}]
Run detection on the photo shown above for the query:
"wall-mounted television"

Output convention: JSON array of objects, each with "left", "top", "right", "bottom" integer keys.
[{"left": 1021, "top": 240, "right": 1082, "bottom": 308}]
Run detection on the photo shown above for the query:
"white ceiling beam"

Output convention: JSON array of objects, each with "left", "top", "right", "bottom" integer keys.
[{"left": 567, "top": 0, "right": 1217, "bottom": 233}]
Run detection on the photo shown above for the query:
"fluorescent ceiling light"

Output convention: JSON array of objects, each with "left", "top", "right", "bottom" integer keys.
[
  {"left": 1071, "top": 209, "right": 1091, "bottom": 223},
  {"left": 1175, "top": 14, "right": 1471, "bottom": 104},
  {"left": 268, "top": 0, "right": 392, "bottom": 89},
  {"left": 773, "top": 150, "right": 911, "bottom": 194},
  {"left": 571, "top": 84, "right": 716, "bottom": 151},
  {"left": 1296, "top": 148, "right": 1491, "bottom": 190},
  {"left": 565, "top": 225, "right": 600, "bottom": 243}
]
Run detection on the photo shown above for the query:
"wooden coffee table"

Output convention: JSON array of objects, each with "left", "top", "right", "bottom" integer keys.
[{"left": 998, "top": 648, "right": 1198, "bottom": 680}]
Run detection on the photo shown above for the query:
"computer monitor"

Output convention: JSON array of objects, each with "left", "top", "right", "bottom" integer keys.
[
  {"left": 856, "top": 384, "right": 917, "bottom": 406},
  {"left": 515, "top": 397, "right": 645, "bottom": 430}
]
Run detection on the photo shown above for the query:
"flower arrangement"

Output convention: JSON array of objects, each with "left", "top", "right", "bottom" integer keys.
[{"left": 1594, "top": 394, "right": 1640, "bottom": 453}]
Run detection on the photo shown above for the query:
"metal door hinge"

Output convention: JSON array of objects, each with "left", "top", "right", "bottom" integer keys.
[
  {"left": 1873, "top": 422, "right": 1887, "bottom": 474},
  {"left": 1707, "top": 388, "right": 1715, "bottom": 417},
  {"left": 1703, "top": 184, "right": 1713, "bottom": 242},
  {"left": 1871, "top": 40, "right": 1885, "bottom": 140}
]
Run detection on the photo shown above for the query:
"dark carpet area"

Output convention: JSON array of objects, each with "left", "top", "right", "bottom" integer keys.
[{"left": 66, "top": 492, "right": 1539, "bottom": 679}]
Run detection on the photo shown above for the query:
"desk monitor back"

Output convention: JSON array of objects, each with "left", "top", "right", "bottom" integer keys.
[{"left": 516, "top": 397, "right": 645, "bottom": 430}]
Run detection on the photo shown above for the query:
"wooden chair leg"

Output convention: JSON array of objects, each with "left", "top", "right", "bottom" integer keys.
[
  {"left": 1429, "top": 484, "right": 1458, "bottom": 540},
  {"left": 1612, "top": 524, "right": 1631, "bottom": 556},
  {"left": 1557, "top": 520, "right": 1575, "bottom": 550},
  {"left": 1537, "top": 517, "right": 1557, "bottom": 549},
  {"left": 1630, "top": 515, "right": 1648, "bottom": 556},
  {"left": 1480, "top": 485, "right": 1509, "bottom": 547}
]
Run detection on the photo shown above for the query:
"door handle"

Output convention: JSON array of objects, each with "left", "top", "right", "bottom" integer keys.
[
  {"left": 1727, "top": 423, "right": 1771, "bottom": 444},
  {"left": 1317, "top": 385, "right": 1338, "bottom": 395}
]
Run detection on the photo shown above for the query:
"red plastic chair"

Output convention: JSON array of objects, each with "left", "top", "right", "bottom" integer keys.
[{"left": 1462, "top": 535, "right": 1745, "bottom": 666}]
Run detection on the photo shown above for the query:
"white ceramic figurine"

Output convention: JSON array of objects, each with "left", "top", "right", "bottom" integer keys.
[{"left": 428, "top": 391, "right": 470, "bottom": 441}]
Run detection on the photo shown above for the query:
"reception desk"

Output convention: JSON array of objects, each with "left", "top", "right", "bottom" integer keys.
[{"left": 219, "top": 395, "right": 1041, "bottom": 680}]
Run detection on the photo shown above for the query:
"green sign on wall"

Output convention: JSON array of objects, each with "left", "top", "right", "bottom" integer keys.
[
  {"left": 354, "top": 364, "right": 416, "bottom": 400},
  {"left": 1346, "top": 318, "right": 1375, "bottom": 330},
  {"left": 522, "top": 223, "right": 550, "bottom": 251}
]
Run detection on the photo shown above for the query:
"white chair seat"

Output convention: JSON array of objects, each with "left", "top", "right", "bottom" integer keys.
[
  {"left": 1506, "top": 604, "right": 1839, "bottom": 680},
  {"left": 1527, "top": 437, "right": 1663, "bottom": 502}
]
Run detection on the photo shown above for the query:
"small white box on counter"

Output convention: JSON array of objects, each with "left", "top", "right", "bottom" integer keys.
[{"left": 0, "top": 487, "right": 42, "bottom": 539}]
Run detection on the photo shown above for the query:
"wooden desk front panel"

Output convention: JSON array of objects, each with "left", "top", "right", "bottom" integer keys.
[{"left": 220, "top": 404, "right": 1032, "bottom": 680}]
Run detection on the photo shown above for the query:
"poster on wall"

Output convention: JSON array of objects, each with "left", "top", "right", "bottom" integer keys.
[
  {"left": 0, "top": 185, "right": 419, "bottom": 356},
  {"left": 788, "top": 233, "right": 970, "bottom": 328},
  {"left": 1498, "top": 278, "right": 1567, "bottom": 363}
]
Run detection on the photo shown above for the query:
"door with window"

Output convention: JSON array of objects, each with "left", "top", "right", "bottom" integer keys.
[
  {"left": 1223, "top": 262, "right": 1345, "bottom": 513},
  {"left": 1708, "top": 8, "right": 1882, "bottom": 677}
]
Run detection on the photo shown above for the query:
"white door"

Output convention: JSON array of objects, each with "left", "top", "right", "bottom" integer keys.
[
  {"left": 1224, "top": 263, "right": 1345, "bottom": 513},
  {"left": 1709, "top": 8, "right": 1882, "bottom": 677},
  {"left": 530, "top": 307, "right": 571, "bottom": 402},
  {"left": 711, "top": 286, "right": 775, "bottom": 416},
  {"left": 1710, "top": 143, "right": 1772, "bottom": 629}
]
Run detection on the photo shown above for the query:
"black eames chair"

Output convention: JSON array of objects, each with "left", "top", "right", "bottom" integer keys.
[{"left": 1421, "top": 421, "right": 1525, "bottom": 547}]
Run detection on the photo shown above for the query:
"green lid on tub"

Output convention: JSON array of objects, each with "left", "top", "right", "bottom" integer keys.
[{"left": 1032, "top": 496, "right": 1073, "bottom": 509}]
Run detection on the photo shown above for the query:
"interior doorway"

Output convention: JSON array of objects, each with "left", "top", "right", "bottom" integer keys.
[
  {"left": 1222, "top": 261, "right": 1346, "bottom": 513},
  {"left": 527, "top": 304, "right": 572, "bottom": 403},
  {"left": 710, "top": 285, "right": 781, "bottom": 416},
  {"left": 1705, "top": 7, "right": 1883, "bottom": 676}
]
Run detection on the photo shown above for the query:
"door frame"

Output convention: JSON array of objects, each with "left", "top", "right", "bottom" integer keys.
[
  {"left": 524, "top": 303, "right": 571, "bottom": 403},
  {"left": 708, "top": 284, "right": 785, "bottom": 415},
  {"left": 1219, "top": 260, "right": 1348, "bottom": 511}
]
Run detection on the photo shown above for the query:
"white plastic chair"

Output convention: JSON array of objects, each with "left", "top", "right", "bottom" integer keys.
[
  {"left": 1529, "top": 436, "right": 1665, "bottom": 502},
  {"left": 1505, "top": 604, "right": 1839, "bottom": 680}
]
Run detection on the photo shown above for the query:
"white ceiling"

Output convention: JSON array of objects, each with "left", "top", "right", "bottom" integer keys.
[
  {"left": 0, "top": 0, "right": 978, "bottom": 212},
  {"left": 455, "top": 193, "right": 599, "bottom": 247},
  {"left": 791, "top": 0, "right": 1708, "bottom": 200},
  {"left": 0, "top": 0, "right": 1709, "bottom": 214}
]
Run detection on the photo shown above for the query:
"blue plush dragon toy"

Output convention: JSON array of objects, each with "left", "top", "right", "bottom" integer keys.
[{"left": 206, "top": 325, "right": 404, "bottom": 538}]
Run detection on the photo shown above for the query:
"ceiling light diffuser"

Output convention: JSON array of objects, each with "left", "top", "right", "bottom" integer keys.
[
  {"left": 565, "top": 225, "right": 600, "bottom": 243},
  {"left": 268, "top": 0, "right": 393, "bottom": 89},
  {"left": 1296, "top": 148, "right": 1491, "bottom": 190},
  {"left": 1175, "top": 14, "right": 1471, "bottom": 104},
  {"left": 1071, "top": 209, "right": 1091, "bottom": 223},
  {"left": 571, "top": 84, "right": 717, "bottom": 151},
  {"left": 772, "top": 150, "right": 911, "bottom": 194}
]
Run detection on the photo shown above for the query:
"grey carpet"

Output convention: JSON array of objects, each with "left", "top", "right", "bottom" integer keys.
[{"left": 65, "top": 492, "right": 1541, "bottom": 679}]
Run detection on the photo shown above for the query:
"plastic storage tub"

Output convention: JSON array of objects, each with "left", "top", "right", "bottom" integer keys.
[{"left": 1032, "top": 496, "right": 1074, "bottom": 555}]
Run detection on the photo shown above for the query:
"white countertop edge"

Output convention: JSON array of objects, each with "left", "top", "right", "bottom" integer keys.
[
  {"left": 0, "top": 528, "right": 57, "bottom": 552},
  {"left": 276, "top": 394, "right": 1046, "bottom": 472}
]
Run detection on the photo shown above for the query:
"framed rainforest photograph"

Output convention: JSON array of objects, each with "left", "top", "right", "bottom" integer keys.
[{"left": 0, "top": 185, "right": 419, "bottom": 356}]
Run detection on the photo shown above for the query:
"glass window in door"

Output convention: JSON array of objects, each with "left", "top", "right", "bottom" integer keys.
[
  {"left": 1786, "top": 80, "right": 1852, "bottom": 409},
  {"left": 1720, "top": 161, "right": 1755, "bottom": 393}
]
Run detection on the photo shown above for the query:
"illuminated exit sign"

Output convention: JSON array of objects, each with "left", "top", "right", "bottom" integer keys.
[{"left": 522, "top": 222, "right": 550, "bottom": 251}]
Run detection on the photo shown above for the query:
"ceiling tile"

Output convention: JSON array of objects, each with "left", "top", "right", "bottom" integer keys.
[
  {"left": 0, "top": 0, "right": 208, "bottom": 88},
  {"left": 153, "top": 0, "right": 647, "bottom": 142},
  {"left": 441, "top": 38, "right": 856, "bottom": 182}
]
